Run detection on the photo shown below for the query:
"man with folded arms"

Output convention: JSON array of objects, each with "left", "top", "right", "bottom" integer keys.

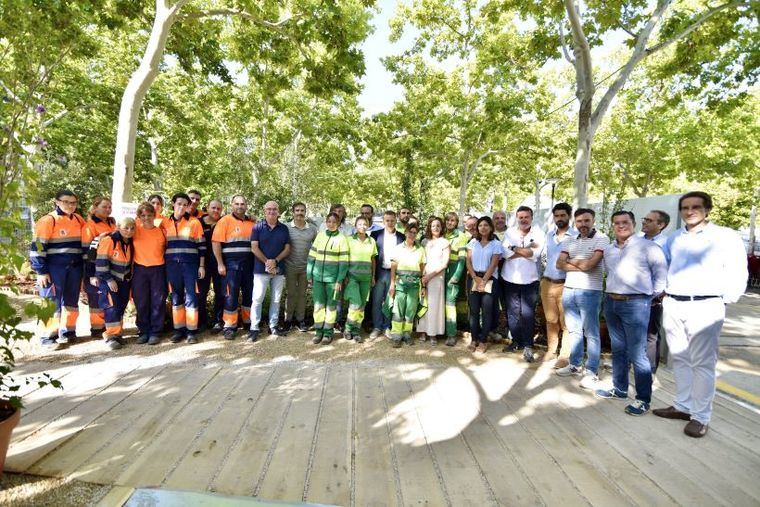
[
  {"left": 595, "top": 211, "right": 667, "bottom": 416},
  {"left": 653, "top": 191, "right": 747, "bottom": 438}
]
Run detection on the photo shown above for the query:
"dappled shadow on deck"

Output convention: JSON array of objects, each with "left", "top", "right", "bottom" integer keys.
[{"left": 7, "top": 337, "right": 760, "bottom": 506}]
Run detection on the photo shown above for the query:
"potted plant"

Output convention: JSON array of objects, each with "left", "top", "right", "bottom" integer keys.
[{"left": 0, "top": 281, "right": 62, "bottom": 475}]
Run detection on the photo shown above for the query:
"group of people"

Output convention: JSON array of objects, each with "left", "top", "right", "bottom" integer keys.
[{"left": 30, "top": 189, "right": 747, "bottom": 438}]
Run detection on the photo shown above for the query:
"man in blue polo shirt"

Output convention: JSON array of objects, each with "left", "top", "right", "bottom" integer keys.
[{"left": 249, "top": 201, "right": 291, "bottom": 341}]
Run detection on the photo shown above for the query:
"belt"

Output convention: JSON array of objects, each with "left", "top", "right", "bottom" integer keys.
[
  {"left": 542, "top": 276, "right": 565, "bottom": 284},
  {"left": 667, "top": 294, "right": 721, "bottom": 302},
  {"left": 607, "top": 293, "right": 649, "bottom": 301}
]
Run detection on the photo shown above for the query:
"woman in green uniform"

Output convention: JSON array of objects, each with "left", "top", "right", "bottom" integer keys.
[
  {"left": 307, "top": 213, "right": 349, "bottom": 345},
  {"left": 389, "top": 222, "right": 426, "bottom": 347},
  {"left": 345, "top": 216, "right": 378, "bottom": 343}
]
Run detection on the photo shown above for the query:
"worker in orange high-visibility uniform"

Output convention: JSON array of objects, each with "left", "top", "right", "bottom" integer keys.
[
  {"left": 82, "top": 196, "right": 116, "bottom": 338},
  {"left": 212, "top": 194, "right": 255, "bottom": 339},
  {"left": 187, "top": 189, "right": 207, "bottom": 220},
  {"left": 96, "top": 217, "right": 135, "bottom": 350},
  {"left": 30, "top": 189, "right": 86, "bottom": 350},
  {"left": 164, "top": 192, "right": 205, "bottom": 344}
]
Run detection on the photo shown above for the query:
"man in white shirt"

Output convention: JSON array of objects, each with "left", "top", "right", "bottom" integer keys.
[
  {"left": 555, "top": 208, "right": 610, "bottom": 389},
  {"left": 595, "top": 211, "right": 667, "bottom": 417},
  {"left": 501, "top": 206, "right": 545, "bottom": 363},
  {"left": 653, "top": 191, "right": 747, "bottom": 438}
]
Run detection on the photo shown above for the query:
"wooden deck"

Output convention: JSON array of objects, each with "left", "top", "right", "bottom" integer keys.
[{"left": 6, "top": 349, "right": 760, "bottom": 506}]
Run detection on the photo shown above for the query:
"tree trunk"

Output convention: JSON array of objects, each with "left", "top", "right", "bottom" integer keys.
[
  {"left": 573, "top": 101, "right": 593, "bottom": 209},
  {"left": 111, "top": 0, "right": 186, "bottom": 207},
  {"left": 458, "top": 160, "right": 469, "bottom": 223}
]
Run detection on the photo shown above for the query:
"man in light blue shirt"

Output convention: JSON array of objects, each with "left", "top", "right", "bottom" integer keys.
[
  {"left": 540, "top": 202, "right": 577, "bottom": 367},
  {"left": 638, "top": 209, "right": 670, "bottom": 373},
  {"left": 595, "top": 211, "right": 667, "bottom": 417},
  {"left": 653, "top": 192, "right": 748, "bottom": 438}
]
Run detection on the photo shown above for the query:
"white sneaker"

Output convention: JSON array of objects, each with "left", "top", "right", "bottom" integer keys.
[
  {"left": 384, "top": 329, "right": 392, "bottom": 339},
  {"left": 579, "top": 372, "right": 600, "bottom": 390},
  {"left": 556, "top": 364, "right": 583, "bottom": 377},
  {"left": 369, "top": 328, "right": 382, "bottom": 339}
]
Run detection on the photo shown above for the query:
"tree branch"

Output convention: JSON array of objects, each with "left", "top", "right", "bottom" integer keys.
[
  {"left": 590, "top": 0, "right": 674, "bottom": 130},
  {"left": 180, "top": 8, "right": 294, "bottom": 29},
  {"left": 646, "top": 0, "right": 750, "bottom": 55},
  {"left": 563, "top": 0, "right": 593, "bottom": 103},
  {"left": 557, "top": 22, "right": 575, "bottom": 65}
]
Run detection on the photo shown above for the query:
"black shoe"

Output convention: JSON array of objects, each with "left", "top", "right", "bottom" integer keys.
[
  {"left": 247, "top": 330, "right": 259, "bottom": 343},
  {"left": 312, "top": 334, "right": 322, "bottom": 344},
  {"left": 431, "top": 337, "right": 438, "bottom": 346},
  {"left": 170, "top": 331, "right": 184, "bottom": 343},
  {"left": 148, "top": 335, "right": 161, "bottom": 345},
  {"left": 402, "top": 335, "right": 413, "bottom": 346},
  {"left": 502, "top": 343, "right": 522, "bottom": 353},
  {"left": 223, "top": 328, "right": 236, "bottom": 340},
  {"left": 186, "top": 334, "right": 199, "bottom": 344},
  {"left": 136, "top": 334, "right": 149, "bottom": 345},
  {"left": 445, "top": 337, "right": 456, "bottom": 347},
  {"left": 297, "top": 321, "right": 309, "bottom": 332},
  {"left": 354, "top": 333, "right": 364, "bottom": 343},
  {"left": 391, "top": 338, "right": 402, "bottom": 348},
  {"left": 211, "top": 323, "right": 224, "bottom": 334},
  {"left": 272, "top": 326, "right": 286, "bottom": 337}
]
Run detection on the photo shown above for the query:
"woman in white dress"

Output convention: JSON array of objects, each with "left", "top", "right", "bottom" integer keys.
[{"left": 417, "top": 216, "right": 450, "bottom": 345}]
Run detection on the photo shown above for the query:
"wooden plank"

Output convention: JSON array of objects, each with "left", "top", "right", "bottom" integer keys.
[
  {"left": 402, "top": 366, "right": 495, "bottom": 506},
  {"left": 114, "top": 366, "right": 240, "bottom": 487},
  {"left": 353, "top": 369, "right": 402, "bottom": 507},
  {"left": 379, "top": 366, "right": 449, "bottom": 507},
  {"left": 72, "top": 365, "right": 221, "bottom": 485},
  {"left": 162, "top": 366, "right": 275, "bottom": 490},
  {"left": 254, "top": 366, "right": 327, "bottom": 502},
  {"left": 654, "top": 372, "right": 760, "bottom": 450},
  {"left": 208, "top": 364, "right": 303, "bottom": 496},
  {"left": 95, "top": 486, "right": 134, "bottom": 507},
  {"left": 27, "top": 364, "right": 187, "bottom": 477},
  {"left": 303, "top": 366, "right": 352, "bottom": 507},
  {"left": 648, "top": 390, "right": 760, "bottom": 504},
  {"left": 476, "top": 367, "right": 591, "bottom": 506},
  {"left": 425, "top": 365, "right": 542, "bottom": 507},
  {"left": 576, "top": 386, "right": 731, "bottom": 506},
  {"left": 10, "top": 360, "right": 139, "bottom": 444},
  {"left": 6, "top": 364, "right": 157, "bottom": 472}
]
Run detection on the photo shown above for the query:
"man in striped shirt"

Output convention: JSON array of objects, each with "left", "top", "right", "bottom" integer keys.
[{"left": 555, "top": 208, "right": 610, "bottom": 390}]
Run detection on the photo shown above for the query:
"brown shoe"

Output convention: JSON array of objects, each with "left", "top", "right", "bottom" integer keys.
[
  {"left": 553, "top": 357, "right": 570, "bottom": 369},
  {"left": 476, "top": 343, "right": 489, "bottom": 354},
  {"left": 467, "top": 342, "right": 477, "bottom": 352},
  {"left": 684, "top": 420, "right": 709, "bottom": 438},
  {"left": 652, "top": 406, "right": 691, "bottom": 421}
]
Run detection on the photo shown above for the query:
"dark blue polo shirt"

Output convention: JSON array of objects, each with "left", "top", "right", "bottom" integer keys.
[{"left": 251, "top": 220, "right": 291, "bottom": 275}]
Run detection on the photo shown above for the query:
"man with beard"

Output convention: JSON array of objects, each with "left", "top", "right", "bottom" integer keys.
[
  {"left": 555, "top": 208, "right": 609, "bottom": 390},
  {"left": 541, "top": 203, "right": 577, "bottom": 366}
]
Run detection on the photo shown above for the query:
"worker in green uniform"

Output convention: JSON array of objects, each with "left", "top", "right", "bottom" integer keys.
[
  {"left": 389, "top": 222, "right": 426, "bottom": 347},
  {"left": 307, "top": 212, "right": 349, "bottom": 345},
  {"left": 345, "top": 216, "right": 378, "bottom": 343},
  {"left": 443, "top": 212, "right": 468, "bottom": 346}
]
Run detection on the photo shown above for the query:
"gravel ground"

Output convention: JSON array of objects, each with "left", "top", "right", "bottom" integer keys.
[{"left": 0, "top": 472, "right": 111, "bottom": 506}]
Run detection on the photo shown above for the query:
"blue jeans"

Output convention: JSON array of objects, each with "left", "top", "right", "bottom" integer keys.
[
  {"left": 371, "top": 268, "right": 392, "bottom": 331},
  {"left": 251, "top": 273, "right": 285, "bottom": 331},
  {"left": 605, "top": 295, "right": 652, "bottom": 403},
  {"left": 563, "top": 287, "right": 602, "bottom": 374},
  {"left": 506, "top": 281, "right": 539, "bottom": 348}
]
